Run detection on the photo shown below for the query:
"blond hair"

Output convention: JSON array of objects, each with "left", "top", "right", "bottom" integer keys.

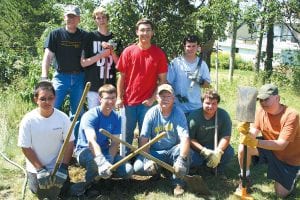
[{"left": 93, "top": 7, "right": 109, "bottom": 20}]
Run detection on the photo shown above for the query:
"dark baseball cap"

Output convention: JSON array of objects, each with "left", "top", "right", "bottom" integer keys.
[
  {"left": 257, "top": 84, "right": 278, "bottom": 100},
  {"left": 64, "top": 5, "right": 80, "bottom": 16}
]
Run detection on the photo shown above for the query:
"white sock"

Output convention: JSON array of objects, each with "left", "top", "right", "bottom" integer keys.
[{"left": 240, "top": 170, "right": 250, "bottom": 177}]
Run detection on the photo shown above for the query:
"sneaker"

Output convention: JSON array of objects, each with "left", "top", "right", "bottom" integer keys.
[
  {"left": 236, "top": 174, "right": 252, "bottom": 193},
  {"left": 173, "top": 184, "right": 185, "bottom": 197},
  {"left": 144, "top": 160, "right": 159, "bottom": 176}
]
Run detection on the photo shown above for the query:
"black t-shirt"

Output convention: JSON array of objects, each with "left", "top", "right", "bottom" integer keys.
[
  {"left": 45, "top": 27, "right": 87, "bottom": 72},
  {"left": 82, "top": 31, "right": 121, "bottom": 91}
]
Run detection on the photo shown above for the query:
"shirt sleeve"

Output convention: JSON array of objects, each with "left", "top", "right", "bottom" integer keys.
[
  {"left": 167, "top": 62, "right": 176, "bottom": 84},
  {"left": 278, "top": 111, "right": 299, "bottom": 142},
  {"left": 18, "top": 116, "right": 31, "bottom": 148}
]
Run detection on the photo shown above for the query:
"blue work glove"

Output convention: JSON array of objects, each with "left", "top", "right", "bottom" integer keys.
[
  {"left": 52, "top": 163, "right": 68, "bottom": 188},
  {"left": 94, "top": 155, "right": 112, "bottom": 179},
  {"left": 174, "top": 156, "right": 189, "bottom": 177},
  {"left": 37, "top": 167, "right": 52, "bottom": 189}
]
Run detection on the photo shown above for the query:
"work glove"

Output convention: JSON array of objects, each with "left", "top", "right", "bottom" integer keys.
[
  {"left": 143, "top": 158, "right": 159, "bottom": 175},
  {"left": 206, "top": 148, "right": 224, "bottom": 168},
  {"left": 200, "top": 147, "right": 215, "bottom": 159},
  {"left": 37, "top": 167, "right": 52, "bottom": 189},
  {"left": 174, "top": 156, "right": 189, "bottom": 177},
  {"left": 94, "top": 155, "right": 112, "bottom": 179},
  {"left": 237, "top": 122, "right": 250, "bottom": 135},
  {"left": 240, "top": 134, "right": 258, "bottom": 148},
  {"left": 52, "top": 163, "right": 68, "bottom": 188}
]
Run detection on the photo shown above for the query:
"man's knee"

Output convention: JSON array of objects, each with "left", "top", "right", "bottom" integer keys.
[{"left": 275, "top": 182, "right": 291, "bottom": 198}]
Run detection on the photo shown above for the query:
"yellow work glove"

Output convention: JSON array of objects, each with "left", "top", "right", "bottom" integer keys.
[
  {"left": 206, "top": 148, "right": 224, "bottom": 168},
  {"left": 200, "top": 147, "right": 214, "bottom": 159},
  {"left": 237, "top": 122, "right": 250, "bottom": 135},
  {"left": 240, "top": 134, "right": 258, "bottom": 148}
]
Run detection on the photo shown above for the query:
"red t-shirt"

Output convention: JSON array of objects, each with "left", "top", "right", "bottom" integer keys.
[
  {"left": 117, "top": 44, "right": 168, "bottom": 105},
  {"left": 254, "top": 105, "right": 300, "bottom": 166}
]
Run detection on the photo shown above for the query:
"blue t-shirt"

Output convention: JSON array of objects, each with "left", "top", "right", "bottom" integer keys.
[
  {"left": 167, "top": 56, "right": 211, "bottom": 113},
  {"left": 45, "top": 27, "right": 87, "bottom": 72},
  {"left": 140, "top": 105, "right": 189, "bottom": 151},
  {"left": 75, "top": 107, "right": 121, "bottom": 151}
]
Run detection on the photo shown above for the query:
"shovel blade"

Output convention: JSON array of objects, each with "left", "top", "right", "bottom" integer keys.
[
  {"left": 236, "top": 86, "right": 258, "bottom": 123},
  {"left": 183, "top": 175, "right": 211, "bottom": 195}
]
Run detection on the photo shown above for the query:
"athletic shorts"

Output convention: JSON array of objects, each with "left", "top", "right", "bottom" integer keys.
[{"left": 254, "top": 147, "right": 300, "bottom": 191}]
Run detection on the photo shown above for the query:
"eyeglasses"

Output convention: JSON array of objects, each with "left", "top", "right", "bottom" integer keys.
[
  {"left": 38, "top": 97, "right": 55, "bottom": 102},
  {"left": 159, "top": 95, "right": 173, "bottom": 99},
  {"left": 101, "top": 96, "right": 116, "bottom": 100}
]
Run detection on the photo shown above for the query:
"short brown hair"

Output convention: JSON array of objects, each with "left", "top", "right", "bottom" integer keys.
[
  {"left": 34, "top": 81, "right": 55, "bottom": 98},
  {"left": 93, "top": 7, "right": 109, "bottom": 20},
  {"left": 98, "top": 84, "right": 116, "bottom": 97},
  {"left": 201, "top": 90, "right": 220, "bottom": 103},
  {"left": 135, "top": 18, "right": 154, "bottom": 30}
]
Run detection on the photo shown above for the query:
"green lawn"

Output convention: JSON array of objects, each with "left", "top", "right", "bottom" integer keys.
[{"left": 0, "top": 69, "right": 299, "bottom": 199}]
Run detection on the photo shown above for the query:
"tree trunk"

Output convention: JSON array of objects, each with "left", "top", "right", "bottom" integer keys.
[
  {"left": 254, "top": 21, "right": 264, "bottom": 73},
  {"left": 264, "top": 23, "right": 274, "bottom": 80},
  {"left": 202, "top": 26, "right": 215, "bottom": 71},
  {"left": 229, "top": 19, "right": 237, "bottom": 82}
]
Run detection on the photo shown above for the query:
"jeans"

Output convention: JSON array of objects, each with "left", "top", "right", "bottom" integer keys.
[
  {"left": 190, "top": 144, "right": 234, "bottom": 173},
  {"left": 52, "top": 71, "right": 85, "bottom": 116},
  {"left": 133, "top": 145, "right": 187, "bottom": 186},
  {"left": 125, "top": 104, "right": 150, "bottom": 154},
  {"left": 75, "top": 148, "right": 133, "bottom": 183}
]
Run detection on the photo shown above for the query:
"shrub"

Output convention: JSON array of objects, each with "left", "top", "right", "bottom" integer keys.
[{"left": 211, "top": 52, "right": 253, "bottom": 71}]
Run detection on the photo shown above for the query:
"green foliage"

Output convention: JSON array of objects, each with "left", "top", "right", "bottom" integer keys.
[
  {"left": 211, "top": 52, "right": 252, "bottom": 71},
  {"left": 270, "top": 65, "right": 300, "bottom": 94}
]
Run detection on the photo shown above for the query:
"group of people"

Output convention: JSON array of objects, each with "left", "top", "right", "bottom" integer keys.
[{"left": 17, "top": 4, "right": 299, "bottom": 200}]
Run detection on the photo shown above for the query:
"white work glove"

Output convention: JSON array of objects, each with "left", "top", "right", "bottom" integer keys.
[
  {"left": 143, "top": 158, "right": 159, "bottom": 175},
  {"left": 94, "top": 155, "right": 112, "bottom": 179},
  {"left": 206, "top": 148, "right": 224, "bottom": 168},
  {"left": 37, "top": 167, "right": 52, "bottom": 189},
  {"left": 174, "top": 156, "right": 189, "bottom": 177}
]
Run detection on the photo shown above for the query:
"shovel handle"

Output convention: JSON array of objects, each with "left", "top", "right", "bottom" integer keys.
[
  {"left": 100, "top": 129, "right": 175, "bottom": 173},
  {"left": 52, "top": 82, "right": 91, "bottom": 176},
  {"left": 109, "top": 131, "right": 166, "bottom": 171}
]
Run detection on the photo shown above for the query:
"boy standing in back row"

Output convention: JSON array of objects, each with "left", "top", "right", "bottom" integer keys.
[{"left": 116, "top": 18, "right": 168, "bottom": 153}]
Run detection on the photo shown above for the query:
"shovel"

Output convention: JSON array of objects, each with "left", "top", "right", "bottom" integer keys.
[
  {"left": 234, "top": 86, "right": 257, "bottom": 200},
  {"left": 100, "top": 129, "right": 211, "bottom": 195}
]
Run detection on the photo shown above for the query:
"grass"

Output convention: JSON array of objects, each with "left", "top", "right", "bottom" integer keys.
[{"left": 0, "top": 69, "right": 300, "bottom": 199}]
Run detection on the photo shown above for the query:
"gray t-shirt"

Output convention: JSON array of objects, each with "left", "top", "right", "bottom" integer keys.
[{"left": 140, "top": 104, "right": 189, "bottom": 151}]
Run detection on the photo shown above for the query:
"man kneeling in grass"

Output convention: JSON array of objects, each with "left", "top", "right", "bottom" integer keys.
[
  {"left": 238, "top": 84, "right": 300, "bottom": 198},
  {"left": 188, "top": 90, "right": 234, "bottom": 179},
  {"left": 133, "top": 84, "right": 190, "bottom": 197},
  {"left": 18, "top": 81, "right": 74, "bottom": 199}
]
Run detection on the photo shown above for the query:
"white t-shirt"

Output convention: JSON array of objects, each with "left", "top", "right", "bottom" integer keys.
[
  {"left": 18, "top": 108, "right": 74, "bottom": 173},
  {"left": 168, "top": 56, "right": 211, "bottom": 113}
]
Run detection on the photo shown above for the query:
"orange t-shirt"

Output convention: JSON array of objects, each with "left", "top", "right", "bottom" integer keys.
[{"left": 254, "top": 105, "right": 300, "bottom": 166}]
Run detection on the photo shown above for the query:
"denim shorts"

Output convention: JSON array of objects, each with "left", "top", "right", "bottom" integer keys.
[{"left": 255, "top": 147, "right": 300, "bottom": 190}]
